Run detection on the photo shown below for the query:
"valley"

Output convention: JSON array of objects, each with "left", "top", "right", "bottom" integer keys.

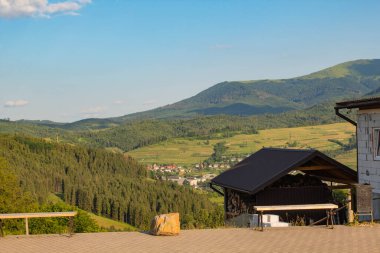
[{"left": 0, "top": 58, "right": 377, "bottom": 234}]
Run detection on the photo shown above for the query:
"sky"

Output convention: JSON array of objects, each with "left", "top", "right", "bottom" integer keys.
[{"left": 0, "top": 0, "right": 380, "bottom": 122}]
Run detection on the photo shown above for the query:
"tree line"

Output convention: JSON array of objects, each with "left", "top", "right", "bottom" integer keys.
[{"left": 1, "top": 101, "right": 343, "bottom": 153}]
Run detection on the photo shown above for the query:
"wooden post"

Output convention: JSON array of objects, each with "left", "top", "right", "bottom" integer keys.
[
  {"left": 224, "top": 188, "right": 227, "bottom": 221},
  {"left": 347, "top": 189, "right": 354, "bottom": 223},
  {"left": 25, "top": 218, "right": 29, "bottom": 236},
  {"left": 0, "top": 219, "right": 4, "bottom": 237},
  {"left": 330, "top": 209, "right": 334, "bottom": 229},
  {"left": 260, "top": 211, "right": 264, "bottom": 231},
  {"left": 69, "top": 216, "right": 74, "bottom": 236}
]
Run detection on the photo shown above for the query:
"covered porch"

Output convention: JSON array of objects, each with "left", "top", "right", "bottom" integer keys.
[{"left": 210, "top": 148, "right": 358, "bottom": 227}]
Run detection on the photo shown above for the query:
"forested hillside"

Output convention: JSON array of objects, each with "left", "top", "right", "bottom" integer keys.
[
  {"left": 1, "top": 101, "right": 343, "bottom": 152},
  {"left": 0, "top": 156, "right": 99, "bottom": 235},
  {"left": 0, "top": 134, "right": 224, "bottom": 230}
]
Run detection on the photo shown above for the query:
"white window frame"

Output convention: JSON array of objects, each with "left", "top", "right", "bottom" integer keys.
[{"left": 373, "top": 128, "right": 380, "bottom": 160}]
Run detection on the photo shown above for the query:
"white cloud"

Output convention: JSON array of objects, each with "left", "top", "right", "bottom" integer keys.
[
  {"left": 0, "top": 0, "right": 91, "bottom": 18},
  {"left": 4, "top": 99, "right": 29, "bottom": 107}
]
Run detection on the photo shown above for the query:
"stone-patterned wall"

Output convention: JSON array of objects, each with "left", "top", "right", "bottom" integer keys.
[
  {"left": 357, "top": 111, "right": 380, "bottom": 191},
  {"left": 357, "top": 110, "right": 380, "bottom": 219}
]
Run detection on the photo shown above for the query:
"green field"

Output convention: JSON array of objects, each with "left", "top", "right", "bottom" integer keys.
[
  {"left": 126, "top": 123, "right": 356, "bottom": 167},
  {"left": 335, "top": 149, "right": 357, "bottom": 169},
  {"left": 87, "top": 213, "right": 136, "bottom": 232}
]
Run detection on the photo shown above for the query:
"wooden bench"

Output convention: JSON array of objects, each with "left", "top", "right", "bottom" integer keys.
[
  {"left": 0, "top": 211, "right": 77, "bottom": 237},
  {"left": 254, "top": 204, "right": 338, "bottom": 231}
]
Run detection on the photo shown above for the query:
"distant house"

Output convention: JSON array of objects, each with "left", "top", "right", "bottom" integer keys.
[
  {"left": 184, "top": 178, "right": 198, "bottom": 187},
  {"left": 210, "top": 148, "right": 357, "bottom": 227},
  {"left": 336, "top": 97, "right": 380, "bottom": 219},
  {"left": 166, "top": 164, "right": 177, "bottom": 170}
]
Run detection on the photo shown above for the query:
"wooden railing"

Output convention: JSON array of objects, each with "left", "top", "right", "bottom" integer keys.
[{"left": 0, "top": 211, "right": 77, "bottom": 237}]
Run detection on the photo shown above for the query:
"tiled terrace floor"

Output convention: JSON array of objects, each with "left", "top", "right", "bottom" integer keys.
[{"left": 1, "top": 225, "right": 380, "bottom": 253}]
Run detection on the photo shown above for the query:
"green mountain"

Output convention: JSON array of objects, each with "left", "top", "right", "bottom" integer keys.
[
  {"left": 13, "top": 59, "right": 380, "bottom": 130},
  {"left": 119, "top": 59, "right": 380, "bottom": 120}
]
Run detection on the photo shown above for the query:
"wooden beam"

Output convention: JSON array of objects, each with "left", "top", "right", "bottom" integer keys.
[
  {"left": 312, "top": 176, "right": 355, "bottom": 185},
  {"left": 254, "top": 203, "right": 338, "bottom": 211},
  {"left": 209, "top": 183, "right": 224, "bottom": 196},
  {"left": 297, "top": 165, "right": 336, "bottom": 171},
  {"left": 0, "top": 212, "right": 77, "bottom": 219},
  {"left": 0, "top": 212, "right": 77, "bottom": 238},
  {"left": 328, "top": 185, "right": 354, "bottom": 190}
]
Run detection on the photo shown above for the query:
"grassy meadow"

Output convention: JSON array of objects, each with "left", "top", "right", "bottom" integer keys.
[
  {"left": 334, "top": 149, "right": 357, "bottom": 169},
  {"left": 126, "top": 122, "right": 356, "bottom": 168},
  {"left": 87, "top": 213, "right": 136, "bottom": 232}
]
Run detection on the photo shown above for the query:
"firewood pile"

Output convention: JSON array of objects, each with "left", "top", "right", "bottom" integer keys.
[{"left": 270, "top": 174, "right": 326, "bottom": 188}]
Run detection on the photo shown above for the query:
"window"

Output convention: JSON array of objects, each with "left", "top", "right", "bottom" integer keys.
[{"left": 373, "top": 128, "right": 380, "bottom": 160}]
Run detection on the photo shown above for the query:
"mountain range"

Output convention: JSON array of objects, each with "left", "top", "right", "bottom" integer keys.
[
  {"left": 1, "top": 59, "right": 379, "bottom": 151},
  {"left": 15, "top": 59, "right": 379, "bottom": 130}
]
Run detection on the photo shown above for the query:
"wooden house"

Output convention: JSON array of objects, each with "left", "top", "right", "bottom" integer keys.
[{"left": 210, "top": 148, "right": 357, "bottom": 226}]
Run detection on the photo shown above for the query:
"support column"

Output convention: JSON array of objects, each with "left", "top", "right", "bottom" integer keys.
[
  {"left": 347, "top": 189, "right": 354, "bottom": 223},
  {"left": 25, "top": 218, "right": 29, "bottom": 236},
  {"left": 0, "top": 219, "right": 4, "bottom": 237},
  {"left": 69, "top": 216, "right": 74, "bottom": 236}
]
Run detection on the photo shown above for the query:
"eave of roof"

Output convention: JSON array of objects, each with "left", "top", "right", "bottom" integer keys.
[{"left": 335, "top": 97, "right": 380, "bottom": 109}]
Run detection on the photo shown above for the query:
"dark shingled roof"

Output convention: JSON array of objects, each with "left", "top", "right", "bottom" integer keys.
[{"left": 211, "top": 148, "right": 357, "bottom": 195}]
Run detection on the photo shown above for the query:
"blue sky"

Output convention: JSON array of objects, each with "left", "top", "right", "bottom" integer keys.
[{"left": 1, "top": 0, "right": 380, "bottom": 122}]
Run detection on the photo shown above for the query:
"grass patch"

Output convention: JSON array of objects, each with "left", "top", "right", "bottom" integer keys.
[
  {"left": 47, "top": 194, "right": 136, "bottom": 232},
  {"left": 87, "top": 213, "right": 136, "bottom": 232}
]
